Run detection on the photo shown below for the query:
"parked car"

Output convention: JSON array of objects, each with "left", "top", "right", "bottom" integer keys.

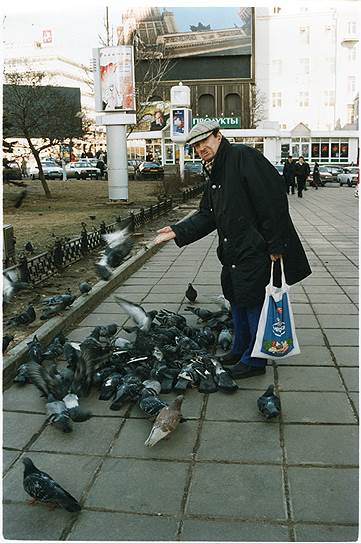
[
  {"left": 184, "top": 161, "right": 204, "bottom": 181},
  {"left": 65, "top": 160, "right": 101, "bottom": 180},
  {"left": 308, "top": 166, "right": 333, "bottom": 186},
  {"left": 3, "top": 160, "right": 22, "bottom": 181},
  {"left": 324, "top": 165, "right": 344, "bottom": 182},
  {"left": 337, "top": 167, "right": 359, "bottom": 187},
  {"left": 31, "top": 161, "right": 63, "bottom": 180},
  {"left": 136, "top": 161, "right": 164, "bottom": 179}
]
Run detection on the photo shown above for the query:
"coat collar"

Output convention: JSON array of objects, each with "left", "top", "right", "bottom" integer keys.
[{"left": 210, "top": 137, "right": 231, "bottom": 181}]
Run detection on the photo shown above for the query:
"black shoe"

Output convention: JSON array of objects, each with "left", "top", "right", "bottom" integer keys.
[
  {"left": 227, "top": 362, "right": 266, "bottom": 379},
  {"left": 217, "top": 352, "right": 241, "bottom": 366}
]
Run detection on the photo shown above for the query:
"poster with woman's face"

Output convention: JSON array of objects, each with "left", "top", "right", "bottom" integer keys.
[
  {"left": 172, "top": 109, "right": 185, "bottom": 134},
  {"left": 99, "top": 46, "right": 135, "bottom": 111}
]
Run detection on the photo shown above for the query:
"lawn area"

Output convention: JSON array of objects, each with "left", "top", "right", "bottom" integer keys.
[{"left": 3, "top": 178, "right": 167, "bottom": 254}]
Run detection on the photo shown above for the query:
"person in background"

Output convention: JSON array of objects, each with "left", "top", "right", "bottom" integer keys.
[
  {"left": 21, "top": 157, "right": 28, "bottom": 178},
  {"left": 312, "top": 161, "right": 320, "bottom": 190},
  {"left": 283, "top": 156, "right": 296, "bottom": 195},
  {"left": 154, "top": 120, "right": 311, "bottom": 380},
  {"left": 295, "top": 156, "right": 310, "bottom": 198}
]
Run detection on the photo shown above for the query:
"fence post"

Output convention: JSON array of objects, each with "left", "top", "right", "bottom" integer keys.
[
  {"left": 53, "top": 238, "right": 64, "bottom": 270},
  {"left": 18, "top": 254, "right": 31, "bottom": 283},
  {"left": 80, "top": 222, "right": 88, "bottom": 255}
]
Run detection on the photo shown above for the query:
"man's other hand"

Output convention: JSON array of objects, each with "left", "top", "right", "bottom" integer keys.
[{"left": 154, "top": 226, "right": 176, "bottom": 245}]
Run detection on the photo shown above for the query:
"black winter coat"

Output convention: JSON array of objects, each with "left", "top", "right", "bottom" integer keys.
[
  {"left": 171, "top": 138, "right": 311, "bottom": 307},
  {"left": 283, "top": 160, "right": 296, "bottom": 180}
]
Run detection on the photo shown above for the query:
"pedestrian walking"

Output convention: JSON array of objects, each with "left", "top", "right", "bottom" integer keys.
[
  {"left": 283, "top": 156, "right": 296, "bottom": 195},
  {"left": 154, "top": 120, "right": 311, "bottom": 379},
  {"left": 21, "top": 157, "right": 28, "bottom": 178},
  {"left": 295, "top": 156, "right": 310, "bottom": 198},
  {"left": 312, "top": 162, "right": 320, "bottom": 190}
]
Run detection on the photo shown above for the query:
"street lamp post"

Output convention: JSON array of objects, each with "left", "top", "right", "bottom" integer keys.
[{"left": 170, "top": 82, "right": 192, "bottom": 182}]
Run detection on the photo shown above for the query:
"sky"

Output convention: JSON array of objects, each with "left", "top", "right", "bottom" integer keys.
[{"left": 2, "top": 0, "right": 250, "bottom": 65}]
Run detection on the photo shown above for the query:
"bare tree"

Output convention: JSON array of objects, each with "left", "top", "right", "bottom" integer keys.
[
  {"left": 249, "top": 84, "right": 266, "bottom": 129},
  {"left": 3, "top": 69, "right": 84, "bottom": 198}
]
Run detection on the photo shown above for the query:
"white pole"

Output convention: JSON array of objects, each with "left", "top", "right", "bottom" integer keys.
[
  {"left": 179, "top": 144, "right": 185, "bottom": 182},
  {"left": 106, "top": 124, "right": 128, "bottom": 201}
]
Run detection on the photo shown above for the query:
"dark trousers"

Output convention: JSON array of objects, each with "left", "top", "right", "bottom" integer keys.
[
  {"left": 230, "top": 303, "right": 266, "bottom": 368},
  {"left": 285, "top": 176, "right": 295, "bottom": 194},
  {"left": 297, "top": 177, "right": 306, "bottom": 197}
]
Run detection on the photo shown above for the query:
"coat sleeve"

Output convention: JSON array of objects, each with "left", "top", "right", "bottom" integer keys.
[
  {"left": 242, "top": 147, "right": 290, "bottom": 255},
  {"left": 170, "top": 185, "right": 216, "bottom": 248}
]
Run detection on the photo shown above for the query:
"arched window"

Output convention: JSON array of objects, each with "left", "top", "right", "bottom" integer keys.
[
  {"left": 198, "top": 94, "right": 215, "bottom": 117},
  {"left": 225, "top": 93, "right": 241, "bottom": 116}
]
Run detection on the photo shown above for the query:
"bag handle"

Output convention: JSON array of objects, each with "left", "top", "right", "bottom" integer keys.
[{"left": 271, "top": 256, "right": 286, "bottom": 287}]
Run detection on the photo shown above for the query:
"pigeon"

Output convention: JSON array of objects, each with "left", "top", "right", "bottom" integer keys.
[
  {"left": 24, "top": 241, "right": 35, "bottom": 254},
  {"left": 212, "top": 294, "right": 231, "bottom": 313},
  {"left": 42, "top": 334, "right": 67, "bottom": 360},
  {"left": 257, "top": 385, "right": 281, "bottom": 419},
  {"left": 3, "top": 270, "right": 31, "bottom": 303},
  {"left": 41, "top": 293, "right": 73, "bottom": 306},
  {"left": 113, "top": 336, "right": 133, "bottom": 350},
  {"left": 13, "top": 362, "right": 31, "bottom": 385},
  {"left": 6, "top": 304, "right": 36, "bottom": 326},
  {"left": 144, "top": 395, "right": 184, "bottom": 447},
  {"left": 185, "top": 306, "right": 225, "bottom": 322},
  {"left": 40, "top": 296, "right": 76, "bottom": 320},
  {"left": 185, "top": 283, "right": 197, "bottom": 303},
  {"left": 27, "top": 335, "right": 45, "bottom": 363},
  {"left": 79, "top": 282, "right": 92, "bottom": 295},
  {"left": 14, "top": 189, "right": 27, "bottom": 208},
  {"left": 3, "top": 334, "right": 14, "bottom": 354},
  {"left": 217, "top": 328, "right": 233, "bottom": 352},
  {"left": 115, "top": 296, "right": 155, "bottom": 332},
  {"left": 62, "top": 393, "right": 92, "bottom": 422},
  {"left": 99, "top": 372, "right": 123, "bottom": 400},
  {"left": 96, "top": 227, "right": 134, "bottom": 280},
  {"left": 138, "top": 388, "right": 168, "bottom": 417},
  {"left": 211, "top": 359, "right": 238, "bottom": 393},
  {"left": 110, "top": 375, "right": 143, "bottom": 410},
  {"left": 46, "top": 396, "right": 73, "bottom": 433},
  {"left": 22, "top": 457, "right": 81, "bottom": 512}
]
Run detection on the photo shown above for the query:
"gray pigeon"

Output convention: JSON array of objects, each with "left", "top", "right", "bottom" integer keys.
[
  {"left": 79, "top": 282, "right": 92, "bottom": 295},
  {"left": 22, "top": 457, "right": 81, "bottom": 512},
  {"left": 6, "top": 304, "right": 36, "bottom": 326},
  {"left": 257, "top": 385, "right": 281, "bottom": 419},
  {"left": 115, "top": 296, "right": 154, "bottom": 332},
  {"left": 96, "top": 228, "right": 134, "bottom": 280},
  {"left": 46, "top": 396, "right": 73, "bottom": 433},
  {"left": 3, "top": 270, "right": 31, "bottom": 303},
  {"left": 144, "top": 395, "right": 184, "bottom": 447},
  {"left": 217, "top": 328, "right": 233, "bottom": 351}
]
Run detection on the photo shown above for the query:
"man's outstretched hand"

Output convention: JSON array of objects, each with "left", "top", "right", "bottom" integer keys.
[{"left": 154, "top": 226, "right": 176, "bottom": 245}]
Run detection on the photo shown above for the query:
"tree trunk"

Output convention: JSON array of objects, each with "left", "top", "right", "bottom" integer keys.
[{"left": 27, "top": 139, "right": 52, "bottom": 199}]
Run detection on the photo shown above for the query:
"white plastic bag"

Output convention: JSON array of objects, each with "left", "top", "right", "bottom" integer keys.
[{"left": 251, "top": 257, "right": 300, "bottom": 359}]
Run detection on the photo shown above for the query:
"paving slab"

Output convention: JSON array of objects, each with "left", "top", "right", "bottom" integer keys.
[
  {"left": 85, "top": 458, "right": 189, "bottom": 514},
  {"left": 196, "top": 421, "right": 282, "bottom": 463},
  {"left": 332, "top": 346, "right": 359, "bottom": 366},
  {"left": 288, "top": 467, "right": 358, "bottom": 524},
  {"left": 293, "top": 523, "right": 358, "bottom": 542},
  {"left": 3, "top": 412, "right": 45, "bottom": 450},
  {"left": 205, "top": 388, "right": 274, "bottom": 422},
  {"left": 296, "top": 328, "right": 325, "bottom": 346},
  {"left": 4, "top": 383, "right": 46, "bottom": 413},
  {"left": 292, "top": 314, "right": 319, "bottom": 328},
  {"left": 339, "top": 367, "right": 359, "bottom": 392},
  {"left": 277, "top": 366, "right": 344, "bottom": 391},
  {"left": 317, "top": 314, "right": 358, "bottom": 329},
  {"left": 281, "top": 391, "right": 357, "bottom": 424},
  {"left": 284, "top": 424, "right": 358, "bottom": 465},
  {"left": 68, "top": 511, "right": 178, "bottom": 541},
  {"left": 186, "top": 463, "right": 286, "bottom": 520},
  {"left": 324, "top": 328, "right": 359, "bottom": 346},
  {"left": 312, "top": 303, "right": 358, "bottom": 314},
  {"left": 181, "top": 519, "right": 290, "bottom": 541},
  {"left": 2, "top": 450, "right": 20, "bottom": 474},
  {"left": 276, "top": 346, "right": 333, "bottom": 366}
]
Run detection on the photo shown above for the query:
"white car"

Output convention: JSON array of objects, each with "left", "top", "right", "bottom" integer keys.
[
  {"left": 65, "top": 160, "right": 101, "bottom": 180},
  {"left": 31, "top": 161, "right": 63, "bottom": 180},
  {"left": 337, "top": 167, "right": 359, "bottom": 187}
]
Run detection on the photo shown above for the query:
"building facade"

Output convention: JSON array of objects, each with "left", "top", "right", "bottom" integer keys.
[{"left": 255, "top": 4, "right": 360, "bottom": 131}]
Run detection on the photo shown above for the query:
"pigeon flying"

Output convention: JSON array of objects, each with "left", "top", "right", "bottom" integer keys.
[
  {"left": 96, "top": 227, "right": 134, "bottom": 280},
  {"left": 3, "top": 270, "right": 31, "bottom": 303},
  {"left": 22, "top": 457, "right": 81, "bottom": 512},
  {"left": 115, "top": 296, "right": 154, "bottom": 332},
  {"left": 144, "top": 394, "right": 184, "bottom": 447},
  {"left": 257, "top": 385, "right": 281, "bottom": 419},
  {"left": 185, "top": 283, "right": 197, "bottom": 303}
]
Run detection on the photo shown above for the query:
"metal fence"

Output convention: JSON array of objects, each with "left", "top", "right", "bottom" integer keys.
[{"left": 4, "top": 183, "right": 205, "bottom": 286}]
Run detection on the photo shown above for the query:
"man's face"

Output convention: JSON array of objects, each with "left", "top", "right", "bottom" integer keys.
[{"left": 193, "top": 132, "right": 222, "bottom": 162}]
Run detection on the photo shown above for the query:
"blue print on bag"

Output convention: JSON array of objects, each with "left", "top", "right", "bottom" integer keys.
[{"left": 261, "top": 293, "right": 294, "bottom": 356}]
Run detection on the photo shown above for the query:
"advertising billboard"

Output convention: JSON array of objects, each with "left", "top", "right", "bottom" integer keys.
[{"left": 97, "top": 46, "right": 136, "bottom": 112}]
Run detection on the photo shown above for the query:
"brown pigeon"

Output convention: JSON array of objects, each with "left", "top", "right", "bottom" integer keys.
[{"left": 144, "top": 395, "right": 184, "bottom": 447}]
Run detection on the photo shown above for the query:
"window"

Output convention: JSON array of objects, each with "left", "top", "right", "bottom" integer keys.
[
  {"left": 299, "top": 26, "right": 310, "bottom": 45},
  {"left": 347, "top": 21, "right": 357, "bottom": 35},
  {"left": 272, "top": 92, "right": 282, "bottom": 107},
  {"left": 324, "top": 90, "right": 335, "bottom": 106},
  {"left": 198, "top": 94, "right": 215, "bottom": 117},
  {"left": 271, "top": 59, "right": 282, "bottom": 76},
  {"left": 321, "top": 143, "right": 329, "bottom": 158},
  {"left": 311, "top": 143, "right": 320, "bottom": 158},
  {"left": 299, "top": 91, "right": 309, "bottom": 107},
  {"left": 299, "top": 58, "right": 310, "bottom": 74},
  {"left": 225, "top": 93, "right": 241, "bottom": 116},
  {"left": 348, "top": 76, "right": 356, "bottom": 93}
]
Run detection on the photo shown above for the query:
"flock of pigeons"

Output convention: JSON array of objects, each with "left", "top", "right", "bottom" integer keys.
[{"left": 4, "top": 226, "right": 281, "bottom": 512}]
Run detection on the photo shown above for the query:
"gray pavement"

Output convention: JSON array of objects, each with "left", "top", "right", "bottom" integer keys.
[{"left": 3, "top": 186, "right": 359, "bottom": 542}]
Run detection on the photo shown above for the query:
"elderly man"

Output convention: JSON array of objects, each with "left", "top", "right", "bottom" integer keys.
[{"left": 155, "top": 120, "right": 311, "bottom": 379}]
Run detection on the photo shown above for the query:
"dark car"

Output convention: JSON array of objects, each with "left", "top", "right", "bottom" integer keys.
[
  {"left": 3, "top": 160, "right": 22, "bottom": 182},
  {"left": 184, "top": 161, "right": 204, "bottom": 181},
  {"left": 136, "top": 161, "right": 164, "bottom": 180}
]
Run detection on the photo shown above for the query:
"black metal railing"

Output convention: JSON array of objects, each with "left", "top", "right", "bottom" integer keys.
[{"left": 4, "top": 183, "right": 205, "bottom": 285}]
